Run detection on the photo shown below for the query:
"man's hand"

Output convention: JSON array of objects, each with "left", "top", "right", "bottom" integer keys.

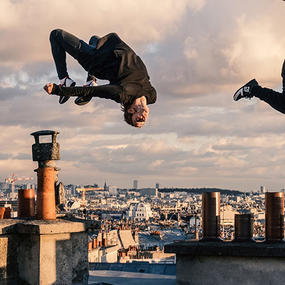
[{"left": 43, "top": 83, "right": 54, "bottom": 94}]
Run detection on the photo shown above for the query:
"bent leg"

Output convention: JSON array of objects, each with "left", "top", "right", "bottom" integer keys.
[
  {"left": 253, "top": 86, "right": 285, "bottom": 114},
  {"left": 49, "top": 29, "right": 95, "bottom": 79},
  {"left": 86, "top": 35, "right": 100, "bottom": 82},
  {"left": 89, "top": 35, "right": 99, "bottom": 47}
]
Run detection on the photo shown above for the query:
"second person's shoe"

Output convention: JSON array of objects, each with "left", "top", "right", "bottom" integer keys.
[
  {"left": 74, "top": 95, "right": 93, "bottom": 106},
  {"left": 233, "top": 79, "right": 259, "bottom": 101}
]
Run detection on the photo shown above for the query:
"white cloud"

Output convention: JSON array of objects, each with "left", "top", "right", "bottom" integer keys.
[
  {"left": 187, "top": 0, "right": 206, "bottom": 12},
  {"left": 0, "top": 0, "right": 203, "bottom": 67},
  {"left": 0, "top": 0, "right": 285, "bottom": 190}
]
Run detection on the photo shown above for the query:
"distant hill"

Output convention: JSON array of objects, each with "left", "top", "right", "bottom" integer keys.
[{"left": 158, "top": 187, "right": 243, "bottom": 195}]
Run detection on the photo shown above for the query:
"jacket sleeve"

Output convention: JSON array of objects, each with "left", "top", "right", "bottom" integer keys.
[
  {"left": 144, "top": 86, "right": 157, "bottom": 105},
  {"left": 52, "top": 84, "right": 122, "bottom": 103}
]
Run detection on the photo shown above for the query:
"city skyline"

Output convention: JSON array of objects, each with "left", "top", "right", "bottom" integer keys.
[{"left": 0, "top": 0, "right": 285, "bottom": 191}]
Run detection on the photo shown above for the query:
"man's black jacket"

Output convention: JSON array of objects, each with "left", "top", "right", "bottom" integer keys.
[{"left": 52, "top": 33, "right": 156, "bottom": 105}]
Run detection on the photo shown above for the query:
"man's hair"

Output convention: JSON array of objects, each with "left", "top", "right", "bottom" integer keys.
[{"left": 122, "top": 103, "right": 135, "bottom": 127}]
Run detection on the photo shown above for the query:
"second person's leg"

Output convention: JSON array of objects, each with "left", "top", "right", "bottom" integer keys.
[
  {"left": 252, "top": 86, "right": 285, "bottom": 115},
  {"left": 281, "top": 59, "right": 285, "bottom": 94}
]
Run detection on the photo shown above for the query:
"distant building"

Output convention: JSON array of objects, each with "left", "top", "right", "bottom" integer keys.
[
  {"left": 8, "top": 183, "right": 17, "bottom": 199},
  {"left": 127, "top": 203, "right": 153, "bottom": 221},
  {"left": 221, "top": 205, "right": 238, "bottom": 226},
  {"left": 109, "top": 186, "right": 118, "bottom": 196},
  {"left": 133, "top": 180, "right": 138, "bottom": 190},
  {"left": 260, "top": 186, "right": 266, "bottom": 194}
]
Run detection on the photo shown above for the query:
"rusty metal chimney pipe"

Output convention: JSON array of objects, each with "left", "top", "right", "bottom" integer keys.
[
  {"left": 233, "top": 214, "right": 254, "bottom": 242},
  {"left": 201, "top": 192, "right": 221, "bottom": 241},
  {"left": 265, "top": 192, "right": 284, "bottom": 242},
  {"left": 18, "top": 188, "right": 35, "bottom": 218},
  {"left": 0, "top": 208, "right": 5, "bottom": 219},
  {"left": 31, "top": 130, "right": 60, "bottom": 220}
]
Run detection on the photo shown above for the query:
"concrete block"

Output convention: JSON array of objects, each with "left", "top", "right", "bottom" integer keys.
[
  {"left": 176, "top": 255, "right": 285, "bottom": 285},
  {"left": 165, "top": 240, "right": 285, "bottom": 285},
  {"left": 0, "top": 219, "right": 88, "bottom": 284}
]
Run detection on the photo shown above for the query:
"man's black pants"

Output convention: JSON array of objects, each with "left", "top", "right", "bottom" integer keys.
[{"left": 49, "top": 29, "right": 99, "bottom": 80}]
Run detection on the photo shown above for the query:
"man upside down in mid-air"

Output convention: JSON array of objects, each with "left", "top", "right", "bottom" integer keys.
[
  {"left": 44, "top": 29, "right": 157, "bottom": 128},
  {"left": 233, "top": 59, "right": 285, "bottom": 115}
]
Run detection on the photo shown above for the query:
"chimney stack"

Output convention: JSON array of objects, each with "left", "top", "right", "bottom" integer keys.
[
  {"left": 233, "top": 213, "right": 253, "bottom": 242},
  {"left": 201, "top": 192, "right": 221, "bottom": 241},
  {"left": 18, "top": 188, "right": 35, "bottom": 218},
  {"left": 0, "top": 207, "right": 11, "bottom": 219},
  {"left": 265, "top": 192, "right": 284, "bottom": 242},
  {"left": 31, "top": 130, "right": 60, "bottom": 220}
]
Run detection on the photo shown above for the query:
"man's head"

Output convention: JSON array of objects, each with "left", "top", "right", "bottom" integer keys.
[
  {"left": 123, "top": 96, "right": 149, "bottom": 128},
  {"left": 126, "top": 107, "right": 149, "bottom": 128}
]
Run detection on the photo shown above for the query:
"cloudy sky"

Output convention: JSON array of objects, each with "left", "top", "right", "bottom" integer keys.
[{"left": 1, "top": 0, "right": 285, "bottom": 191}]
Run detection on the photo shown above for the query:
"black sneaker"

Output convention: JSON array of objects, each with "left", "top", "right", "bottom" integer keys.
[
  {"left": 74, "top": 95, "right": 93, "bottom": 106},
  {"left": 233, "top": 79, "right": 259, "bottom": 101},
  {"left": 58, "top": 77, "right": 76, "bottom": 104}
]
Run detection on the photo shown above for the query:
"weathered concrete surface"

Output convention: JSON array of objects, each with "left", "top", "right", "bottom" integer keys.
[
  {"left": 0, "top": 220, "right": 19, "bottom": 282},
  {"left": 72, "top": 232, "right": 89, "bottom": 284},
  {"left": 89, "top": 262, "right": 176, "bottom": 275},
  {"left": 0, "top": 219, "right": 88, "bottom": 284},
  {"left": 165, "top": 240, "right": 285, "bottom": 257},
  {"left": 0, "top": 234, "right": 18, "bottom": 282},
  {"left": 17, "top": 234, "right": 40, "bottom": 284},
  {"left": 176, "top": 255, "right": 285, "bottom": 285},
  {"left": 166, "top": 241, "right": 285, "bottom": 285},
  {"left": 0, "top": 219, "right": 18, "bottom": 234},
  {"left": 88, "top": 270, "right": 176, "bottom": 285},
  {"left": 16, "top": 219, "right": 87, "bottom": 234}
]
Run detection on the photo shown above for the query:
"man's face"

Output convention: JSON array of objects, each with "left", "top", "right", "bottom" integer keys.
[
  {"left": 128, "top": 96, "right": 149, "bottom": 128},
  {"left": 131, "top": 109, "right": 149, "bottom": 128}
]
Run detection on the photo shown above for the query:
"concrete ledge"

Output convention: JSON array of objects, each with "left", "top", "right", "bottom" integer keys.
[
  {"left": 90, "top": 262, "right": 176, "bottom": 275},
  {"left": 16, "top": 219, "right": 87, "bottom": 234},
  {"left": 0, "top": 220, "right": 18, "bottom": 234},
  {"left": 165, "top": 240, "right": 285, "bottom": 257},
  {"left": 0, "top": 219, "right": 87, "bottom": 235}
]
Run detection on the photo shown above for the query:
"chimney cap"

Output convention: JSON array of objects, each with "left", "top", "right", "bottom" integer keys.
[
  {"left": 31, "top": 130, "right": 59, "bottom": 136},
  {"left": 31, "top": 130, "right": 59, "bottom": 144}
]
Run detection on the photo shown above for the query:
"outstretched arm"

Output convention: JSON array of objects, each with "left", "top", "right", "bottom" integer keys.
[{"left": 44, "top": 83, "right": 123, "bottom": 103}]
